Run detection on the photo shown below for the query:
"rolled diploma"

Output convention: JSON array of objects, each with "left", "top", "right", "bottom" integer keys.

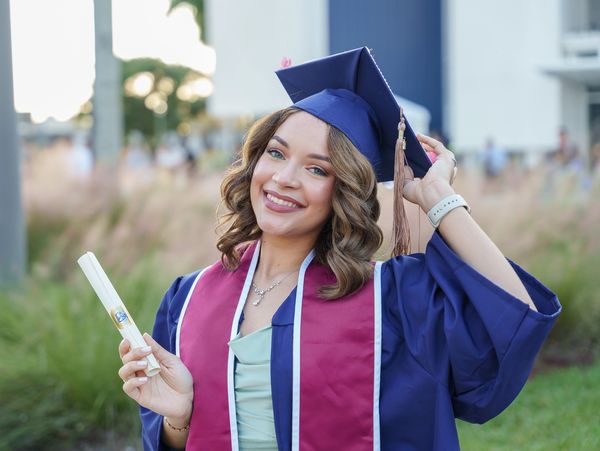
[{"left": 77, "top": 252, "right": 161, "bottom": 377}]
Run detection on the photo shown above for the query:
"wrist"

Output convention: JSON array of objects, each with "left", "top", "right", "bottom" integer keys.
[
  {"left": 165, "top": 404, "right": 192, "bottom": 429},
  {"left": 426, "top": 194, "right": 470, "bottom": 228},
  {"left": 420, "top": 179, "right": 455, "bottom": 212}
]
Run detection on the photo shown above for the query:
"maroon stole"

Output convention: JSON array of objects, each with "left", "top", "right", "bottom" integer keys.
[{"left": 177, "top": 242, "right": 382, "bottom": 450}]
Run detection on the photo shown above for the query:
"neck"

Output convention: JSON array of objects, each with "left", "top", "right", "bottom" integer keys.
[{"left": 255, "top": 233, "right": 315, "bottom": 282}]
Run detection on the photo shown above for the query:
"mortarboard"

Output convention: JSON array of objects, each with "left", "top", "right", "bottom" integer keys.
[{"left": 275, "top": 46, "right": 432, "bottom": 182}]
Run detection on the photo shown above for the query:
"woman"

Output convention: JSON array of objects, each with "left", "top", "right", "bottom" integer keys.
[{"left": 118, "top": 48, "right": 561, "bottom": 450}]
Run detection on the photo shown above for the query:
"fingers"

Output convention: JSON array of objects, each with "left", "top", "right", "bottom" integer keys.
[
  {"left": 417, "top": 133, "right": 456, "bottom": 167},
  {"left": 118, "top": 338, "right": 130, "bottom": 359},
  {"left": 121, "top": 341, "right": 153, "bottom": 365},
  {"left": 122, "top": 375, "right": 148, "bottom": 400},
  {"left": 426, "top": 151, "right": 438, "bottom": 163},
  {"left": 118, "top": 347, "right": 150, "bottom": 401},
  {"left": 143, "top": 333, "right": 174, "bottom": 365},
  {"left": 119, "top": 359, "right": 149, "bottom": 382},
  {"left": 416, "top": 133, "right": 444, "bottom": 153},
  {"left": 118, "top": 336, "right": 155, "bottom": 402}
]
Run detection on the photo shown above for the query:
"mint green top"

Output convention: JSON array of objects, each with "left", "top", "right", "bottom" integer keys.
[{"left": 228, "top": 325, "right": 278, "bottom": 450}]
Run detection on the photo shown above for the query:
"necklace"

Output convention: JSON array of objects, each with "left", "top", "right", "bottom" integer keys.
[{"left": 251, "top": 269, "right": 298, "bottom": 306}]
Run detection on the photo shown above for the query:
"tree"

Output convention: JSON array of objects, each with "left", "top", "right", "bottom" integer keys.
[
  {"left": 169, "top": 0, "right": 205, "bottom": 40},
  {"left": 0, "top": 0, "right": 26, "bottom": 285},
  {"left": 121, "top": 58, "right": 207, "bottom": 147}
]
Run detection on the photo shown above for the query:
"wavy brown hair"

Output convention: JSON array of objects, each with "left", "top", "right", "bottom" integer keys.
[{"left": 217, "top": 107, "right": 404, "bottom": 299}]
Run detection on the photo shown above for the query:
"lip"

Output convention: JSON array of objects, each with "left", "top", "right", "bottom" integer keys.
[
  {"left": 263, "top": 190, "right": 305, "bottom": 213},
  {"left": 263, "top": 189, "right": 305, "bottom": 207}
]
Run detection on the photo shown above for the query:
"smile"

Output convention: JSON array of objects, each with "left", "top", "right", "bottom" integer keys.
[{"left": 266, "top": 192, "right": 301, "bottom": 208}]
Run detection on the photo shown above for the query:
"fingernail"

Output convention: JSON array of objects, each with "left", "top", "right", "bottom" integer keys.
[
  {"left": 138, "top": 377, "right": 148, "bottom": 383},
  {"left": 141, "top": 346, "right": 152, "bottom": 352},
  {"left": 137, "top": 360, "right": 147, "bottom": 367}
]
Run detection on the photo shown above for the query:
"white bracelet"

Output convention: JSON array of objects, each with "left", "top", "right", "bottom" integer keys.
[{"left": 427, "top": 194, "right": 470, "bottom": 228}]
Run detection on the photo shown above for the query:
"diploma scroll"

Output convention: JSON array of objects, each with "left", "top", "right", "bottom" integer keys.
[{"left": 77, "top": 252, "right": 161, "bottom": 377}]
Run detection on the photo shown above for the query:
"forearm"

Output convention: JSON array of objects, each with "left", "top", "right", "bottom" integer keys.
[
  {"left": 408, "top": 132, "right": 537, "bottom": 312},
  {"left": 424, "top": 182, "right": 537, "bottom": 312}
]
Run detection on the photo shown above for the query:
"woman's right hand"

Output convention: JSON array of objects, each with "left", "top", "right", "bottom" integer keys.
[{"left": 118, "top": 333, "right": 194, "bottom": 424}]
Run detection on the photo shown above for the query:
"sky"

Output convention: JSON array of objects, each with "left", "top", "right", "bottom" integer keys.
[{"left": 9, "top": 0, "right": 215, "bottom": 124}]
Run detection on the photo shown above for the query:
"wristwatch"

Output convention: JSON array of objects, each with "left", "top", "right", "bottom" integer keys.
[{"left": 427, "top": 194, "right": 470, "bottom": 228}]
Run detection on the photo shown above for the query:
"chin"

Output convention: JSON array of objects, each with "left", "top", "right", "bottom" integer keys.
[{"left": 256, "top": 219, "right": 294, "bottom": 237}]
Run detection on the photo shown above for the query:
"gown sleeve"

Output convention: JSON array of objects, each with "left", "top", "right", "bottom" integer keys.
[
  {"left": 140, "top": 272, "right": 199, "bottom": 451},
  {"left": 382, "top": 231, "right": 561, "bottom": 424}
]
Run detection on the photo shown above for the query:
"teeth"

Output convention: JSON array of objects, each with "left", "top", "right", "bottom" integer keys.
[{"left": 267, "top": 193, "right": 299, "bottom": 208}]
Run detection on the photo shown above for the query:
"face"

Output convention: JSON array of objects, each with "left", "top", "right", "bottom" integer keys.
[{"left": 250, "top": 111, "right": 335, "bottom": 244}]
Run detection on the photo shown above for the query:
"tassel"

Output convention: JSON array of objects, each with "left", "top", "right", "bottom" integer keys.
[{"left": 392, "top": 108, "right": 411, "bottom": 256}]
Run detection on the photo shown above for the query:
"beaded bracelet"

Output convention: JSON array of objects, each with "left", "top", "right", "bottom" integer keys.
[{"left": 164, "top": 416, "right": 190, "bottom": 432}]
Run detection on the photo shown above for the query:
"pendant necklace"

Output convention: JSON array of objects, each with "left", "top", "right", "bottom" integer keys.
[{"left": 251, "top": 269, "right": 298, "bottom": 306}]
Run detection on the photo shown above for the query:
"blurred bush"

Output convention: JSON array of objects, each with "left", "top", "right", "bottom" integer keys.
[
  {"left": 527, "top": 233, "right": 600, "bottom": 364},
  {"left": 0, "top": 158, "right": 223, "bottom": 448},
  {"left": 0, "top": 262, "right": 164, "bottom": 448},
  {"left": 469, "top": 169, "right": 600, "bottom": 365}
]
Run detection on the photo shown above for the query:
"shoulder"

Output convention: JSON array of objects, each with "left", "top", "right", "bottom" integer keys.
[
  {"left": 380, "top": 251, "right": 428, "bottom": 287},
  {"left": 161, "top": 267, "right": 209, "bottom": 321}
]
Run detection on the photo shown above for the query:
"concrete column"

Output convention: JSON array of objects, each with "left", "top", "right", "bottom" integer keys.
[
  {"left": 92, "top": 0, "right": 122, "bottom": 167},
  {"left": 0, "top": 0, "right": 26, "bottom": 285}
]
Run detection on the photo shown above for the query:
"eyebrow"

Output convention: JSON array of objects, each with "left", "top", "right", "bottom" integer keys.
[
  {"left": 270, "top": 135, "right": 331, "bottom": 163},
  {"left": 272, "top": 135, "right": 289, "bottom": 148}
]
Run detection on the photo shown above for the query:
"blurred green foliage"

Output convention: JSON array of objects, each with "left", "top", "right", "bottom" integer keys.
[
  {"left": 458, "top": 360, "right": 600, "bottom": 450},
  {"left": 529, "top": 235, "right": 600, "bottom": 363},
  {"left": 0, "top": 257, "right": 169, "bottom": 449},
  {"left": 122, "top": 58, "right": 207, "bottom": 146}
]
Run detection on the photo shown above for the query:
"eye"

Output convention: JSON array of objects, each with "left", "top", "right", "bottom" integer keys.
[
  {"left": 266, "top": 148, "right": 285, "bottom": 159},
  {"left": 308, "top": 166, "right": 328, "bottom": 177}
]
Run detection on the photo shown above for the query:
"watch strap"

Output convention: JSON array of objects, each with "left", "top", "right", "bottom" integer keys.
[{"left": 427, "top": 194, "right": 470, "bottom": 228}]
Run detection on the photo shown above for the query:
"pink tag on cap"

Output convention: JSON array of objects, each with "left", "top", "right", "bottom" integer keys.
[
  {"left": 426, "top": 151, "right": 437, "bottom": 163},
  {"left": 280, "top": 57, "right": 292, "bottom": 68}
]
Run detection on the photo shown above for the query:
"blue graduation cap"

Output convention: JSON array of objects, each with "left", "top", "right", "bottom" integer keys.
[{"left": 275, "top": 47, "right": 432, "bottom": 182}]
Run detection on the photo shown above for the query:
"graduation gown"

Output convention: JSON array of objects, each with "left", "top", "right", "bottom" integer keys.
[{"left": 140, "top": 232, "right": 561, "bottom": 450}]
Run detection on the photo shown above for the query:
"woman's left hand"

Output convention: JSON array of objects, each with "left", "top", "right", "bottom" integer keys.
[{"left": 401, "top": 131, "right": 459, "bottom": 212}]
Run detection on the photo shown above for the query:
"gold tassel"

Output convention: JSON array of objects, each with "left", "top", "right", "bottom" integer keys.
[{"left": 392, "top": 107, "right": 411, "bottom": 256}]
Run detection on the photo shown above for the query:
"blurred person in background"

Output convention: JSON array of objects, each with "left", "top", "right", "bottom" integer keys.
[
  {"left": 553, "top": 127, "right": 583, "bottom": 174},
  {"left": 156, "top": 132, "right": 186, "bottom": 179},
  {"left": 117, "top": 48, "right": 561, "bottom": 451},
  {"left": 483, "top": 137, "right": 507, "bottom": 179},
  {"left": 482, "top": 137, "right": 508, "bottom": 193},
  {"left": 183, "top": 130, "right": 207, "bottom": 177},
  {"left": 68, "top": 132, "right": 94, "bottom": 179},
  {"left": 125, "top": 130, "right": 153, "bottom": 172}
]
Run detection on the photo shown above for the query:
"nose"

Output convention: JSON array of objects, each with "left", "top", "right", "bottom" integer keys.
[{"left": 273, "top": 162, "right": 301, "bottom": 188}]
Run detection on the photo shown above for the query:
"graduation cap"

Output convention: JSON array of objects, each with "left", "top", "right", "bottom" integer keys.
[{"left": 275, "top": 46, "right": 432, "bottom": 182}]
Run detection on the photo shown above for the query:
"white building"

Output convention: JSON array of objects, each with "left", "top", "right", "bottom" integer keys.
[
  {"left": 205, "top": 0, "right": 329, "bottom": 118},
  {"left": 543, "top": 0, "right": 600, "bottom": 161},
  {"left": 204, "top": 0, "right": 431, "bottom": 134},
  {"left": 206, "top": 0, "right": 594, "bottom": 163}
]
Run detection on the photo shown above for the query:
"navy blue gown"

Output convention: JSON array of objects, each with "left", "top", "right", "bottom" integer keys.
[{"left": 140, "top": 232, "right": 561, "bottom": 450}]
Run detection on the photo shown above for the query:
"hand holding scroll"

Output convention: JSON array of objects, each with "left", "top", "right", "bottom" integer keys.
[{"left": 118, "top": 333, "right": 193, "bottom": 423}]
